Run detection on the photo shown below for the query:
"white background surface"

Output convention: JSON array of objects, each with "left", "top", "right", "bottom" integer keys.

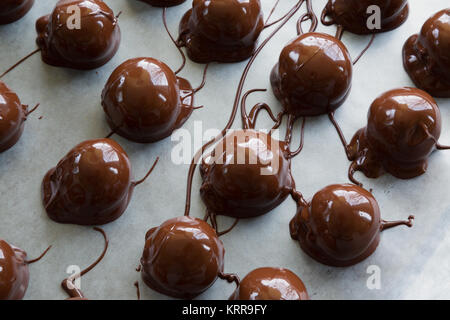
[{"left": 0, "top": 0, "right": 449, "bottom": 300}]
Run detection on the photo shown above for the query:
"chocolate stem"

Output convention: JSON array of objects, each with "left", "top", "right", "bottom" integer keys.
[
  {"left": 286, "top": 117, "right": 306, "bottom": 159},
  {"left": 62, "top": 227, "right": 109, "bottom": 299},
  {"left": 218, "top": 272, "right": 240, "bottom": 288},
  {"left": 193, "top": 63, "right": 210, "bottom": 93},
  {"left": 134, "top": 281, "right": 141, "bottom": 300},
  {"left": 264, "top": 0, "right": 281, "bottom": 28},
  {"left": 297, "top": 0, "right": 318, "bottom": 35},
  {"left": 420, "top": 123, "right": 450, "bottom": 150},
  {"left": 25, "top": 245, "right": 52, "bottom": 264},
  {"left": 437, "top": 144, "right": 450, "bottom": 150},
  {"left": 133, "top": 157, "right": 159, "bottom": 187},
  {"left": 217, "top": 219, "right": 240, "bottom": 237},
  {"left": 183, "top": 0, "right": 305, "bottom": 217},
  {"left": 328, "top": 112, "right": 351, "bottom": 159},
  {"left": 335, "top": 25, "right": 344, "bottom": 40},
  {"left": 381, "top": 215, "right": 415, "bottom": 231},
  {"left": 353, "top": 34, "right": 376, "bottom": 65},
  {"left": 26, "top": 103, "right": 40, "bottom": 116},
  {"left": 0, "top": 48, "right": 41, "bottom": 79},
  {"left": 162, "top": 8, "right": 186, "bottom": 75},
  {"left": 348, "top": 161, "right": 363, "bottom": 187}
]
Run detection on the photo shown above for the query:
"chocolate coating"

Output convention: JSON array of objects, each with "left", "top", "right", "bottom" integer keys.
[
  {"left": 290, "top": 184, "right": 381, "bottom": 267},
  {"left": 36, "top": 0, "right": 121, "bottom": 70},
  {"left": 178, "top": 0, "right": 264, "bottom": 63},
  {"left": 140, "top": 216, "right": 225, "bottom": 299},
  {"left": 0, "top": 81, "right": 28, "bottom": 153},
  {"left": 42, "top": 139, "right": 134, "bottom": 225},
  {"left": 101, "top": 58, "right": 194, "bottom": 143},
  {"left": 322, "top": 0, "right": 409, "bottom": 34},
  {"left": 403, "top": 9, "right": 450, "bottom": 97},
  {"left": 271, "top": 32, "right": 353, "bottom": 117},
  {"left": 139, "top": 0, "right": 186, "bottom": 7},
  {"left": 200, "top": 130, "right": 295, "bottom": 219},
  {"left": 0, "top": 240, "right": 29, "bottom": 300},
  {"left": 229, "top": 267, "right": 309, "bottom": 300},
  {"left": 0, "top": 0, "right": 33, "bottom": 25},
  {"left": 348, "top": 88, "right": 441, "bottom": 180}
]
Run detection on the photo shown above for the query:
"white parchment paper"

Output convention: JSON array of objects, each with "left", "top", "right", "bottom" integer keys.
[{"left": 0, "top": 0, "right": 449, "bottom": 300}]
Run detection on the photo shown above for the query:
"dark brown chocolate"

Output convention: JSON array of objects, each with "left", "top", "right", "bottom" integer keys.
[
  {"left": 200, "top": 130, "right": 295, "bottom": 219},
  {"left": 42, "top": 138, "right": 158, "bottom": 225},
  {"left": 139, "top": 0, "right": 186, "bottom": 7},
  {"left": 271, "top": 32, "right": 353, "bottom": 117},
  {"left": 322, "top": 0, "right": 409, "bottom": 35},
  {"left": 0, "top": 240, "right": 29, "bottom": 300},
  {"left": 0, "top": 81, "right": 31, "bottom": 153},
  {"left": 403, "top": 9, "right": 450, "bottom": 97},
  {"left": 229, "top": 267, "right": 309, "bottom": 300},
  {"left": 348, "top": 87, "right": 442, "bottom": 181},
  {"left": 0, "top": 0, "right": 34, "bottom": 25},
  {"left": 140, "top": 216, "right": 225, "bottom": 299},
  {"left": 36, "top": 0, "right": 121, "bottom": 70},
  {"left": 290, "top": 184, "right": 413, "bottom": 267},
  {"left": 101, "top": 58, "right": 194, "bottom": 143},
  {"left": 178, "top": 0, "right": 264, "bottom": 63}
]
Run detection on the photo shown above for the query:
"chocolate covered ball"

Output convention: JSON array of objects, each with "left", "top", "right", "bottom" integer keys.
[
  {"left": 0, "top": 0, "right": 34, "bottom": 24},
  {"left": 290, "top": 184, "right": 382, "bottom": 267},
  {"left": 140, "top": 216, "right": 225, "bottom": 299},
  {"left": 178, "top": 0, "right": 264, "bottom": 63},
  {"left": 403, "top": 9, "right": 450, "bottom": 97},
  {"left": 42, "top": 139, "right": 135, "bottom": 225},
  {"left": 36, "top": 0, "right": 121, "bottom": 70},
  {"left": 348, "top": 87, "right": 441, "bottom": 179},
  {"left": 101, "top": 58, "right": 194, "bottom": 143},
  {"left": 200, "top": 130, "right": 295, "bottom": 219},
  {"left": 0, "top": 240, "right": 29, "bottom": 300},
  {"left": 322, "top": 0, "right": 409, "bottom": 34},
  {"left": 0, "top": 81, "right": 29, "bottom": 153},
  {"left": 139, "top": 0, "right": 186, "bottom": 7},
  {"left": 229, "top": 267, "right": 309, "bottom": 300},
  {"left": 271, "top": 33, "right": 353, "bottom": 117}
]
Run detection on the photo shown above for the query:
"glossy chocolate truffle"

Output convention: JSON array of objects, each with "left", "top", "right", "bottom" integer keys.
[
  {"left": 0, "top": 0, "right": 34, "bottom": 24},
  {"left": 271, "top": 32, "right": 353, "bottom": 117},
  {"left": 0, "top": 81, "right": 29, "bottom": 153},
  {"left": 200, "top": 130, "right": 295, "bottom": 219},
  {"left": 403, "top": 9, "right": 450, "bottom": 97},
  {"left": 36, "top": 0, "right": 121, "bottom": 70},
  {"left": 348, "top": 87, "right": 441, "bottom": 180},
  {"left": 229, "top": 267, "right": 309, "bottom": 300},
  {"left": 101, "top": 58, "right": 194, "bottom": 143},
  {"left": 178, "top": 0, "right": 264, "bottom": 63},
  {"left": 140, "top": 216, "right": 225, "bottom": 299},
  {"left": 0, "top": 240, "right": 29, "bottom": 300},
  {"left": 290, "top": 184, "right": 382, "bottom": 267},
  {"left": 139, "top": 0, "right": 186, "bottom": 7},
  {"left": 42, "top": 139, "right": 135, "bottom": 225},
  {"left": 322, "top": 0, "right": 409, "bottom": 34}
]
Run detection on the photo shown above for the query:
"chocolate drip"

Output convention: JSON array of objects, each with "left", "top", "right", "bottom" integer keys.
[
  {"left": 381, "top": 216, "right": 414, "bottom": 231},
  {"left": 24, "top": 245, "right": 52, "bottom": 264},
  {"left": 62, "top": 227, "right": 108, "bottom": 300}
]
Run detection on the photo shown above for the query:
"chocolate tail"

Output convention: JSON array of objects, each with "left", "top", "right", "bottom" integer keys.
[
  {"left": 0, "top": 48, "right": 40, "bottom": 79},
  {"left": 133, "top": 157, "right": 159, "bottom": 186},
  {"left": 381, "top": 215, "right": 415, "bottom": 231},
  {"left": 25, "top": 245, "right": 52, "bottom": 264}
]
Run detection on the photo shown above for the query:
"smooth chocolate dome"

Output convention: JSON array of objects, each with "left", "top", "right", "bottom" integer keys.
[
  {"left": 271, "top": 32, "right": 353, "bottom": 117},
  {"left": 42, "top": 139, "right": 134, "bottom": 225},
  {"left": 101, "top": 58, "right": 194, "bottom": 143},
  {"left": 229, "top": 267, "right": 309, "bottom": 300},
  {"left": 178, "top": 0, "right": 264, "bottom": 63},
  {"left": 140, "top": 216, "right": 225, "bottom": 299},
  {"left": 200, "top": 130, "right": 295, "bottom": 219},
  {"left": 36, "top": 0, "right": 121, "bottom": 70}
]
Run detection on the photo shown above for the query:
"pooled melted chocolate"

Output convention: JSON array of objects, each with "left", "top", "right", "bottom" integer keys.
[
  {"left": 403, "top": 9, "right": 450, "bottom": 98},
  {"left": 178, "top": 0, "right": 264, "bottom": 63},
  {"left": 0, "top": 81, "right": 35, "bottom": 153},
  {"left": 290, "top": 184, "right": 413, "bottom": 267},
  {"left": 271, "top": 32, "right": 353, "bottom": 117},
  {"left": 0, "top": 0, "right": 34, "bottom": 25},
  {"left": 229, "top": 267, "right": 309, "bottom": 300},
  {"left": 36, "top": 0, "right": 121, "bottom": 70},
  {"left": 322, "top": 0, "right": 409, "bottom": 35},
  {"left": 140, "top": 216, "right": 225, "bottom": 299},
  {"left": 348, "top": 87, "right": 443, "bottom": 181},
  {"left": 139, "top": 0, "right": 186, "bottom": 7},
  {"left": 101, "top": 58, "right": 194, "bottom": 143},
  {"left": 200, "top": 130, "right": 296, "bottom": 219},
  {"left": 42, "top": 138, "right": 158, "bottom": 225},
  {"left": 0, "top": 240, "right": 29, "bottom": 300}
]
